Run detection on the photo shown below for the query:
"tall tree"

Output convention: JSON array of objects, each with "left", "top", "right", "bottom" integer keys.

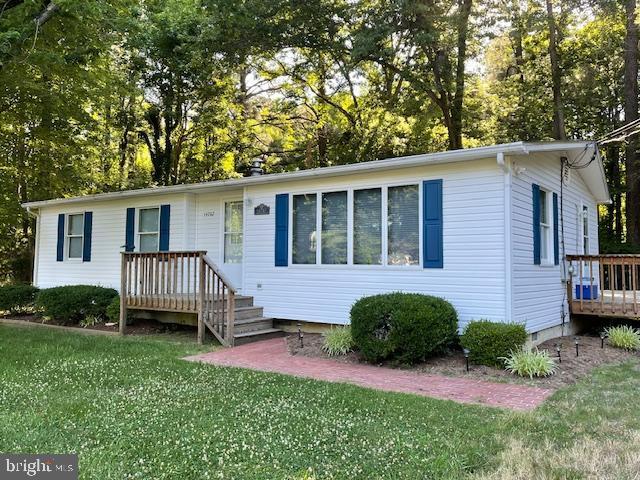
[{"left": 545, "top": 0, "right": 566, "bottom": 140}]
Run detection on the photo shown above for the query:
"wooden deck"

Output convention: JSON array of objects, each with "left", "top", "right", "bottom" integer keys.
[{"left": 567, "top": 255, "right": 640, "bottom": 318}]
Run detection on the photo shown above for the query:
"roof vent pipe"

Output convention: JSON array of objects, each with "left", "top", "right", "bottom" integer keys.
[{"left": 249, "top": 158, "right": 264, "bottom": 176}]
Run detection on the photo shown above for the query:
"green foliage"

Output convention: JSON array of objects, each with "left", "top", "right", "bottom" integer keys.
[
  {"left": 502, "top": 349, "right": 557, "bottom": 379},
  {"left": 460, "top": 320, "right": 528, "bottom": 367},
  {"left": 321, "top": 326, "right": 354, "bottom": 356},
  {"left": 350, "top": 293, "right": 458, "bottom": 364},
  {"left": 106, "top": 295, "right": 121, "bottom": 323},
  {"left": 35, "top": 285, "right": 118, "bottom": 324},
  {"left": 0, "top": 284, "right": 39, "bottom": 313},
  {"left": 605, "top": 325, "right": 640, "bottom": 351},
  {"left": 80, "top": 316, "right": 102, "bottom": 328}
]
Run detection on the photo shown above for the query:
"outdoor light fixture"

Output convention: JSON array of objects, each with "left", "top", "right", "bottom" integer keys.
[
  {"left": 574, "top": 337, "right": 580, "bottom": 357},
  {"left": 463, "top": 348, "right": 470, "bottom": 372},
  {"left": 600, "top": 332, "right": 606, "bottom": 348},
  {"left": 297, "top": 322, "right": 303, "bottom": 348},
  {"left": 555, "top": 343, "right": 562, "bottom": 363},
  {"left": 300, "top": 331, "right": 304, "bottom": 349}
]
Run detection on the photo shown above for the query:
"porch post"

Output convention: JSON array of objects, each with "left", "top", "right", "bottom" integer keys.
[
  {"left": 119, "top": 253, "right": 127, "bottom": 335},
  {"left": 197, "top": 253, "right": 205, "bottom": 345}
]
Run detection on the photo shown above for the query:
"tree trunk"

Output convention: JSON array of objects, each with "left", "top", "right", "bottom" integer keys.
[
  {"left": 449, "top": 0, "right": 473, "bottom": 151},
  {"left": 545, "top": 0, "right": 566, "bottom": 140},
  {"left": 625, "top": 0, "right": 640, "bottom": 244}
]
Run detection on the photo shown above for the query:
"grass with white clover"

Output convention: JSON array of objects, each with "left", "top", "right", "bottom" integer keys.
[{"left": 1, "top": 324, "right": 640, "bottom": 479}]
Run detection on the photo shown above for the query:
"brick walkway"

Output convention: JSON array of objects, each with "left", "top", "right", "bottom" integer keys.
[{"left": 185, "top": 338, "right": 552, "bottom": 411}]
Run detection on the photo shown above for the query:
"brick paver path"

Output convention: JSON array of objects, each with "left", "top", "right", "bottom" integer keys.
[{"left": 185, "top": 338, "right": 552, "bottom": 411}]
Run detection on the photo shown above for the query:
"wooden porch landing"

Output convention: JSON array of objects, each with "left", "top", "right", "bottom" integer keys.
[
  {"left": 119, "top": 251, "right": 283, "bottom": 345},
  {"left": 567, "top": 255, "right": 640, "bottom": 318}
]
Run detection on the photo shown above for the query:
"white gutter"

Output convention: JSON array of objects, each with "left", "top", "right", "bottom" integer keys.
[
  {"left": 497, "top": 153, "right": 514, "bottom": 323},
  {"left": 25, "top": 207, "right": 40, "bottom": 287}
]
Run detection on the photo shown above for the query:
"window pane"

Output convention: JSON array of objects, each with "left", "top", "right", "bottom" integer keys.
[
  {"left": 139, "top": 208, "right": 159, "bottom": 233},
  {"left": 225, "top": 201, "right": 243, "bottom": 233},
  {"left": 293, "top": 194, "right": 317, "bottom": 264},
  {"left": 321, "top": 191, "right": 347, "bottom": 264},
  {"left": 68, "top": 237, "right": 83, "bottom": 258},
  {"left": 541, "top": 226, "right": 549, "bottom": 260},
  {"left": 539, "top": 190, "right": 547, "bottom": 223},
  {"left": 224, "top": 234, "right": 243, "bottom": 263},
  {"left": 139, "top": 234, "right": 158, "bottom": 252},
  {"left": 388, "top": 185, "right": 419, "bottom": 266},
  {"left": 354, "top": 188, "right": 382, "bottom": 265},
  {"left": 68, "top": 214, "right": 84, "bottom": 236}
]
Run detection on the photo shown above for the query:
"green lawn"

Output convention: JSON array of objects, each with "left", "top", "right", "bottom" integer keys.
[{"left": 0, "top": 325, "right": 639, "bottom": 479}]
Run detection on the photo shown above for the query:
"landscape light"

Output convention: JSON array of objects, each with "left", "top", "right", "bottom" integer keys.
[
  {"left": 600, "top": 332, "right": 606, "bottom": 348},
  {"left": 297, "top": 322, "right": 303, "bottom": 348},
  {"left": 574, "top": 337, "right": 579, "bottom": 357},
  {"left": 555, "top": 343, "right": 562, "bottom": 364},
  {"left": 463, "top": 348, "right": 470, "bottom": 372}
]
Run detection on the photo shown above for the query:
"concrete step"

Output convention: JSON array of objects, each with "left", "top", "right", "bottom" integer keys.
[
  {"left": 233, "top": 327, "right": 285, "bottom": 346},
  {"left": 229, "top": 317, "right": 274, "bottom": 335}
]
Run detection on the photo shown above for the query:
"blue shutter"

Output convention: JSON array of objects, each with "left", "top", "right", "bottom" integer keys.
[
  {"left": 553, "top": 192, "right": 559, "bottom": 265},
  {"left": 56, "top": 214, "right": 65, "bottom": 262},
  {"left": 82, "top": 211, "right": 93, "bottom": 262},
  {"left": 532, "top": 184, "right": 541, "bottom": 265},
  {"left": 423, "top": 179, "right": 443, "bottom": 268},
  {"left": 275, "top": 194, "right": 289, "bottom": 267},
  {"left": 125, "top": 208, "right": 135, "bottom": 252},
  {"left": 159, "top": 204, "right": 170, "bottom": 251}
]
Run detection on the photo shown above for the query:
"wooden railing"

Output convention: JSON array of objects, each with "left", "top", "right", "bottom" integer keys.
[
  {"left": 119, "top": 251, "right": 237, "bottom": 346},
  {"left": 566, "top": 254, "right": 640, "bottom": 317}
]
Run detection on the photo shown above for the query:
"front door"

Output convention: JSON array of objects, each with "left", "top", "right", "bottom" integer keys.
[{"left": 222, "top": 200, "right": 243, "bottom": 289}]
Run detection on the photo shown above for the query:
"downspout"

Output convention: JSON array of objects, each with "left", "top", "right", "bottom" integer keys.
[
  {"left": 26, "top": 206, "right": 40, "bottom": 286},
  {"left": 497, "top": 153, "right": 513, "bottom": 323}
]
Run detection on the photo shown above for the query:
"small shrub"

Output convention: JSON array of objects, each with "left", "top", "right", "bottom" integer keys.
[
  {"left": 502, "top": 348, "right": 557, "bottom": 378},
  {"left": 80, "top": 315, "right": 102, "bottom": 328},
  {"left": 35, "top": 285, "right": 118, "bottom": 324},
  {"left": 0, "top": 284, "right": 39, "bottom": 313},
  {"left": 605, "top": 325, "right": 640, "bottom": 351},
  {"left": 322, "top": 326, "right": 354, "bottom": 356},
  {"left": 460, "top": 320, "right": 527, "bottom": 367},
  {"left": 106, "top": 295, "right": 133, "bottom": 325},
  {"left": 350, "top": 292, "right": 458, "bottom": 364}
]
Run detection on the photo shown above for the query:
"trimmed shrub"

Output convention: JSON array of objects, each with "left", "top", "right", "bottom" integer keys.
[
  {"left": 350, "top": 292, "right": 458, "bottom": 364},
  {"left": 0, "top": 284, "right": 39, "bottom": 313},
  {"left": 35, "top": 285, "right": 118, "bottom": 324},
  {"left": 502, "top": 348, "right": 557, "bottom": 378},
  {"left": 106, "top": 295, "right": 121, "bottom": 323},
  {"left": 322, "top": 326, "right": 354, "bottom": 356},
  {"left": 605, "top": 325, "right": 640, "bottom": 350},
  {"left": 460, "top": 320, "right": 527, "bottom": 367}
]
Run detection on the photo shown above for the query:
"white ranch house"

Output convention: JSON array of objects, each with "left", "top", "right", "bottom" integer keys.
[{"left": 23, "top": 141, "right": 611, "bottom": 345}]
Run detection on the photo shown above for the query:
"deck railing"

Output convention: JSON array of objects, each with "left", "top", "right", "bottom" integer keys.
[
  {"left": 566, "top": 254, "right": 640, "bottom": 316},
  {"left": 119, "top": 251, "right": 237, "bottom": 345}
]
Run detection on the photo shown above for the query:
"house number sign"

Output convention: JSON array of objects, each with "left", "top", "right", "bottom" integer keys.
[
  {"left": 203, "top": 211, "right": 215, "bottom": 217},
  {"left": 254, "top": 204, "right": 270, "bottom": 215}
]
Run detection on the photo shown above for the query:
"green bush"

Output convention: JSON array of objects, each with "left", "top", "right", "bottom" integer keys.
[
  {"left": 350, "top": 292, "right": 458, "bottom": 364},
  {"left": 502, "top": 348, "right": 557, "bottom": 378},
  {"left": 605, "top": 325, "right": 640, "bottom": 350},
  {"left": 35, "top": 285, "right": 118, "bottom": 324},
  {"left": 460, "top": 320, "right": 527, "bottom": 367},
  {"left": 106, "top": 295, "right": 120, "bottom": 323},
  {"left": 322, "top": 326, "right": 354, "bottom": 356},
  {"left": 0, "top": 284, "right": 39, "bottom": 313}
]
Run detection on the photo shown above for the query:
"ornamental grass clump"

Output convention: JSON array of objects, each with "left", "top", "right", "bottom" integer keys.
[
  {"left": 321, "top": 326, "right": 354, "bottom": 356},
  {"left": 502, "top": 348, "right": 557, "bottom": 379},
  {"left": 605, "top": 325, "right": 640, "bottom": 351}
]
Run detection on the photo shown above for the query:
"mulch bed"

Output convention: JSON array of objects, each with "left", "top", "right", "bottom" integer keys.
[
  {"left": 286, "top": 333, "right": 639, "bottom": 390},
  {"left": 2, "top": 313, "right": 193, "bottom": 336}
]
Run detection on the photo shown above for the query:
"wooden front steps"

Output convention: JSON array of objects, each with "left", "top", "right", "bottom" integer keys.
[{"left": 204, "top": 295, "right": 284, "bottom": 345}]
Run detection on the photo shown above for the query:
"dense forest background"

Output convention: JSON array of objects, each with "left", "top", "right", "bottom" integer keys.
[{"left": 1, "top": 0, "right": 639, "bottom": 280}]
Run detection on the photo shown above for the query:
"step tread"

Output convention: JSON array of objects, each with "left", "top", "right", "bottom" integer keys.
[
  {"left": 232, "top": 316, "right": 273, "bottom": 325},
  {"left": 233, "top": 327, "right": 282, "bottom": 339}
]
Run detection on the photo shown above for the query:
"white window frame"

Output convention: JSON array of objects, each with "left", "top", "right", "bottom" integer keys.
[
  {"left": 65, "top": 212, "right": 84, "bottom": 261},
  {"left": 538, "top": 188, "right": 554, "bottom": 266},
  {"left": 136, "top": 206, "right": 160, "bottom": 253},
  {"left": 222, "top": 199, "right": 244, "bottom": 264},
  {"left": 287, "top": 181, "right": 424, "bottom": 268},
  {"left": 581, "top": 204, "right": 590, "bottom": 255}
]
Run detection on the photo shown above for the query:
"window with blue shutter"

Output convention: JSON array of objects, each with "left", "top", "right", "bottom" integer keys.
[
  {"left": 275, "top": 194, "right": 289, "bottom": 266},
  {"left": 422, "top": 179, "right": 443, "bottom": 268},
  {"left": 125, "top": 208, "right": 135, "bottom": 252},
  {"left": 553, "top": 193, "right": 559, "bottom": 265},
  {"left": 82, "top": 212, "right": 93, "bottom": 262},
  {"left": 532, "top": 184, "right": 541, "bottom": 265},
  {"left": 56, "top": 214, "right": 65, "bottom": 262},
  {"left": 159, "top": 204, "right": 170, "bottom": 251}
]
